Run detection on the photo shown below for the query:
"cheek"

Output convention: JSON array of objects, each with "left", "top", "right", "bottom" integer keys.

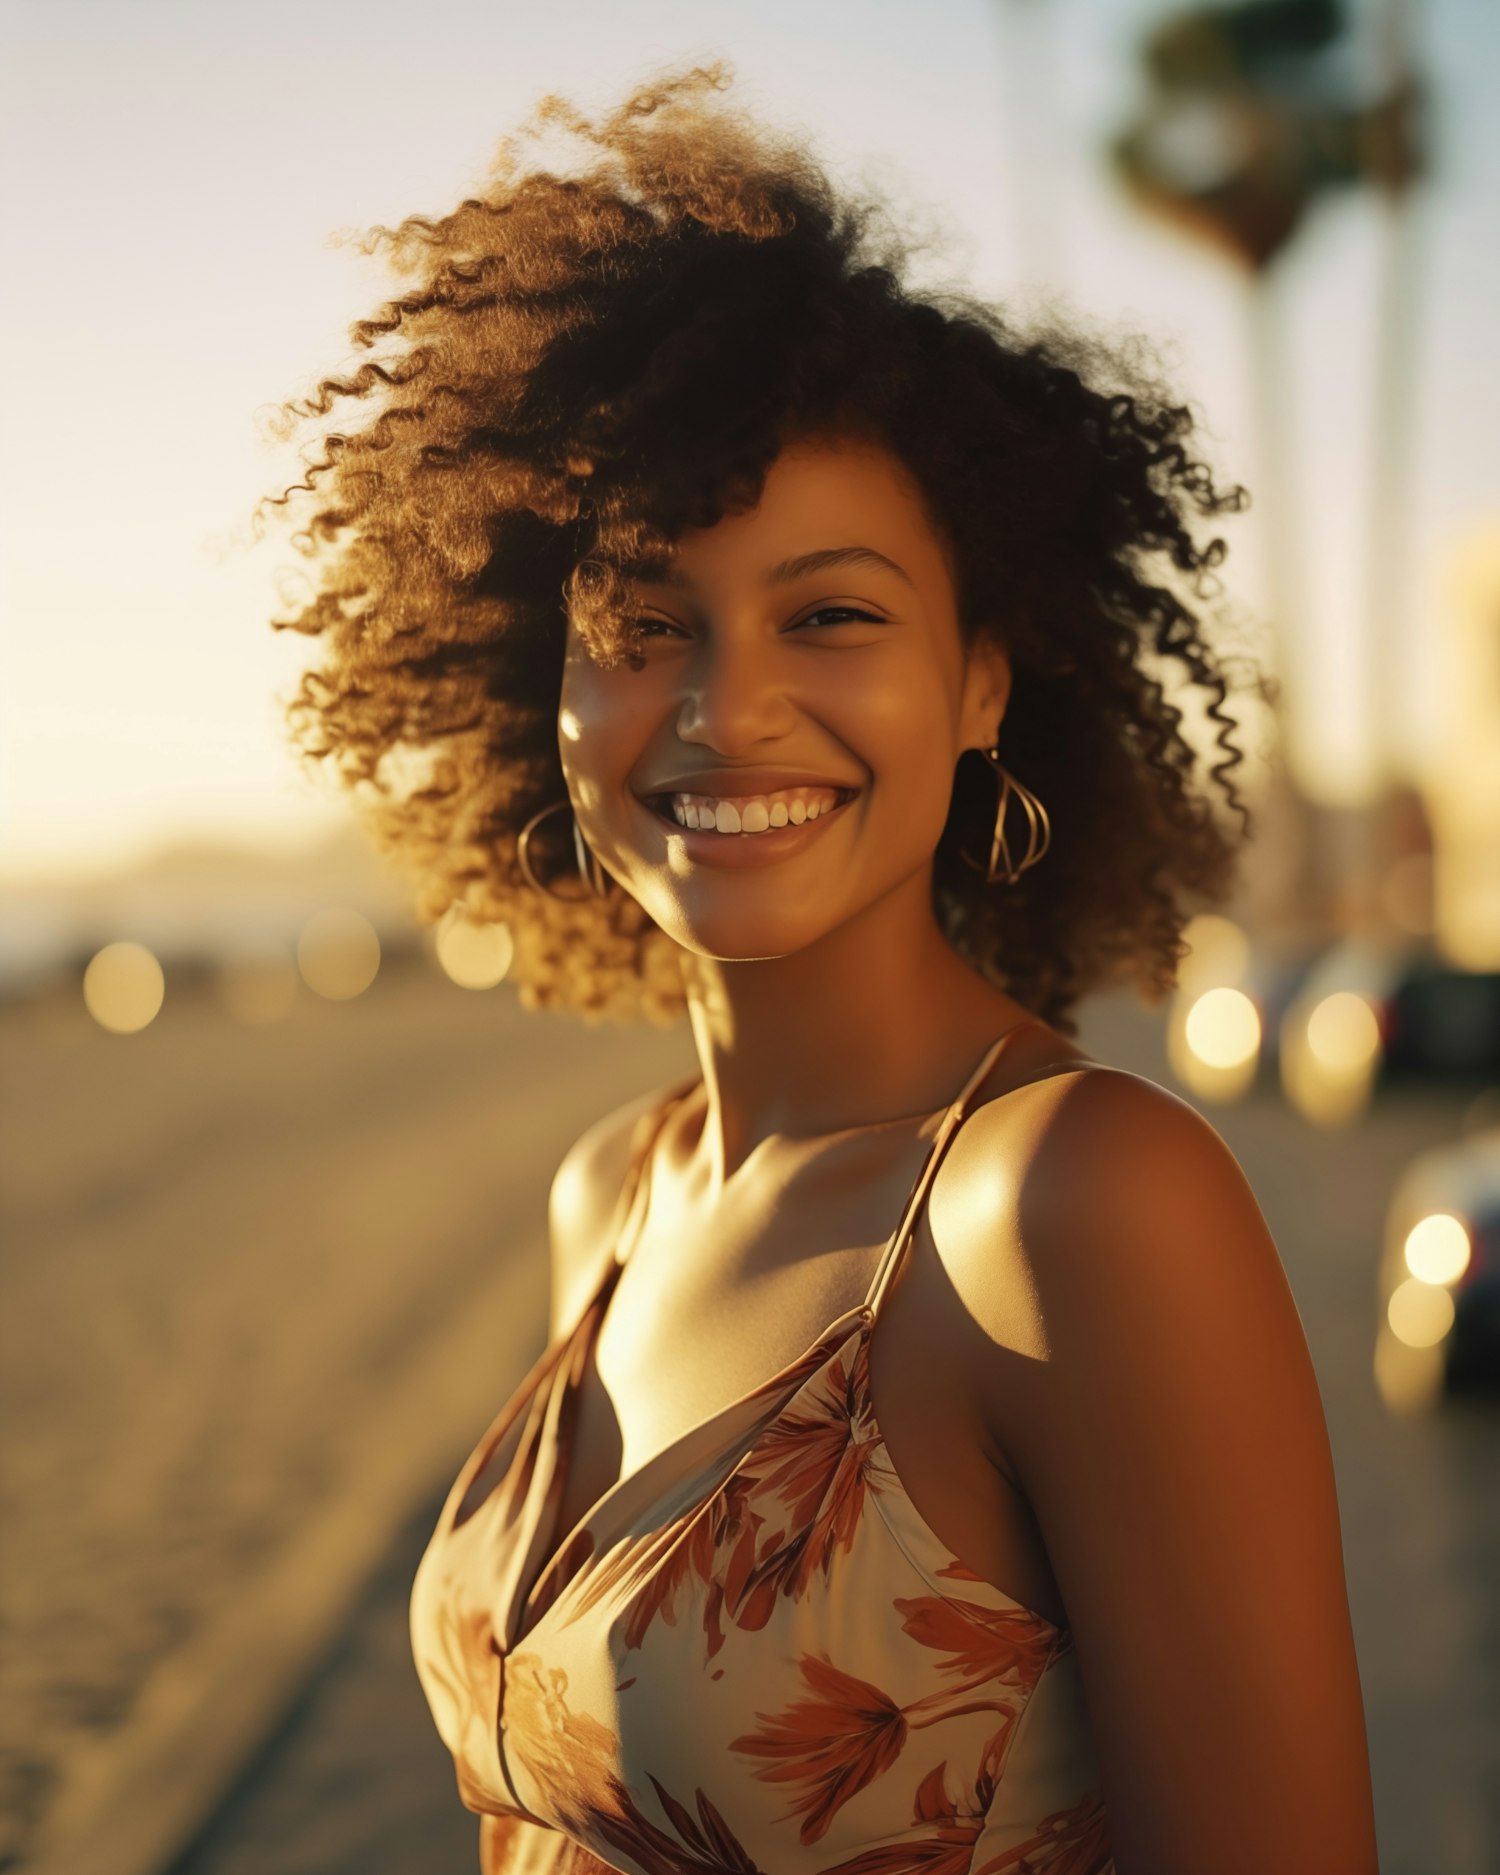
[
  {"left": 558, "top": 660, "right": 646, "bottom": 792},
  {"left": 834, "top": 656, "right": 958, "bottom": 817}
]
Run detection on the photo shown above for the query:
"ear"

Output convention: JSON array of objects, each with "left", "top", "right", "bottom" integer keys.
[{"left": 958, "top": 632, "right": 1012, "bottom": 752}]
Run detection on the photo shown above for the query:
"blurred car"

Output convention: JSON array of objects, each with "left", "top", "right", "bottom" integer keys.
[
  {"left": 1277, "top": 937, "right": 1500, "bottom": 1124},
  {"left": 1374, "top": 1115, "right": 1500, "bottom": 1408},
  {"left": 1291, "top": 937, "right": 1500, "bottom": 1077}
]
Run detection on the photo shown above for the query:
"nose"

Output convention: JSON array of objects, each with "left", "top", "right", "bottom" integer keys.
[{"left": 672, "top": 633, "right": 798, "bottom": 754}]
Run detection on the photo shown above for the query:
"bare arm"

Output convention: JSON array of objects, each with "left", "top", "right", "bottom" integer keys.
[{"left": 986, "top": 1071, "right": 1378, "bottom": 1874}]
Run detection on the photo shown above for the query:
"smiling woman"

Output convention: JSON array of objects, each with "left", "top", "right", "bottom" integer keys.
[
  {"left": 255, "top": 61, "right": 1255, "bottom": 1034},
  {"left": 557, "top": 437, "right": 1028, "bottom": 962},
  {"left": 256, "top": 59, "right": 1378, "bottom": 1875}
]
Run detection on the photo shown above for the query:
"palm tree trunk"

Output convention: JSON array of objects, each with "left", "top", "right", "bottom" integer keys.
[{"left": 1242, "top": 273, "right": 1320, "bottom": 928}]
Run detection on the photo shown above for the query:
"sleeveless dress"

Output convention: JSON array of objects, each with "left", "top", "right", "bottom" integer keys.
[{"left": 411, "top": 1022, "right": 1115, "bottom": 1875}]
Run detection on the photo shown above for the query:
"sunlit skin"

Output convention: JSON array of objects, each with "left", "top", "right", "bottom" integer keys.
[{"left": 549, "top": 435, "right": 1379, "bottom": 1872}]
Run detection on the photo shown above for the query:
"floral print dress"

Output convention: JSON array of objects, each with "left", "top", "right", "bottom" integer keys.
[{"left": 411, "top": 1022, "right": 1115, "bottom": 1875}]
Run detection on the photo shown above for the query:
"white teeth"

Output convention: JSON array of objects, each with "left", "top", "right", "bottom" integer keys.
[{"left": 662, "top": 786, "right": 850, "bottom": 835}]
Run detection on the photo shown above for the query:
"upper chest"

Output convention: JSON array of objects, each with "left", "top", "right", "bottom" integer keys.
[
  {"left": 550, "top": 1106, "right": 1068, "bottom": 1627},
  {"left": 593, "top": 1133, "right": 920, "bottom": 1464}
]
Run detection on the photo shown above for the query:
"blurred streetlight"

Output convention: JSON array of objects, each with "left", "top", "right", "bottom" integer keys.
[
  {"left": 1280, "top": 985, "right": 1384, "bottom": 1123},
  {"left": 434, "top": 910, "right": 514, "bottom": 991},
  {"left": 83, "top": 941, "right": 165, "bottom": 1034}
]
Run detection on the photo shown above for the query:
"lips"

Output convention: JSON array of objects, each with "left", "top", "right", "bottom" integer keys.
[{"left": 638, "top": 768, "right": 863, "bottom": 797}]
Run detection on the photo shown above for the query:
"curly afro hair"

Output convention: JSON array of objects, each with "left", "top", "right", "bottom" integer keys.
[{"left": 255, "top": 61, "right": 1262, "bottom": 1035}]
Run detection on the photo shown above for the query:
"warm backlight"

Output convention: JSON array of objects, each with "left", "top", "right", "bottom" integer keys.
[
  {"left": 435, "top": 912, "right": 514, "bottom": 990},
  {"left": 1387, "top": 1277, "right": 1457, "bottom": 1348},
  {"left": 82, "top": 941, "right": 165, "bottom": 1034},
  {"left": 1403, "top": 1212, "right": 1472, "bottom": 1286},
  {"left": 1184, "top": 986, "right": 1262, "bottom": 1070},
  {"left": 1305, "top": 991, "right": 1382, "bottom": 1074}
]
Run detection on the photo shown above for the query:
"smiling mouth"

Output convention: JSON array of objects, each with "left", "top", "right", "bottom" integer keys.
[{"left": 644, "top": 787, "right": 860, "bottom": 836}]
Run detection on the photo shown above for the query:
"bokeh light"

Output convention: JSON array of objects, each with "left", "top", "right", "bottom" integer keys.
[
  {"left": 297, "top": 909, "right": 381, "bottom": 1001},
  {"left": 1169, "top": 983, "right": 1262, "bottom": 1103},
  {"left": 1386, "top": 1276, "right": 1457, "bottom": 1349},
  {"left": 1402, "top": 1212, "right": 1472, "bottom": 1287},
  {"left": 1185, "top": 986, "right": 1261, "bottom": 1069},
  {"left": 1280, "top": 989, "right": 1386, "bottom": 1127},
  {"left": 434, "top": 912, "right": 514, "bottom": 990},
  {"left": 1306, "top": 992, "right": 1383, "bottom": 1076},
  {"left": 82, "top": 941, "right": 165, "bottom": 1034}
]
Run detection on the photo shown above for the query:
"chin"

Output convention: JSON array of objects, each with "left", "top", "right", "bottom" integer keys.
[{"left": 637, "top": 897, "right": 827, "bottom": 967}]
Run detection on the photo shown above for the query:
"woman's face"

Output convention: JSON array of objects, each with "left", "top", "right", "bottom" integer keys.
[{"left": 557, "top": 434, "right": 1010, "bottom": 964}]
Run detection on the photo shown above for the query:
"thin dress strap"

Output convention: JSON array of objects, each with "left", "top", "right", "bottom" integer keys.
[
  {"left": 608, "top": 1072, "right": 701, "bottom": 1270},
  {"left": 555, "top": 1073, "right": 700, "bottom": 1346},
  {"left": 863, "top": 1018, "right": 1049, "bottom": 1320}
]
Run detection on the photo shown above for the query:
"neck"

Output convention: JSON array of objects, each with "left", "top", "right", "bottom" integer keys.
[{"left": 675, "top": 868, "right": 1027, "bottom": 1193}]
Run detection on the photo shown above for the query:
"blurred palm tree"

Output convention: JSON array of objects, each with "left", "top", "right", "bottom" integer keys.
[{"left": 1113, "top": 0, "right": 1424, "bottom": 929}]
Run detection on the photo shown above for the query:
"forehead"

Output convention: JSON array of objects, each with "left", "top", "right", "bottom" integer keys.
[{"left": 636, "top": 437, "right": 954, "bottom": 593}]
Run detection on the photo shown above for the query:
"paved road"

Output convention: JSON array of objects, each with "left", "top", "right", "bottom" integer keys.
[
  {"left": 6, "top": 974, "right": 1496, "bottom": 1873},
  {"left": 165, "top": 1493, "right": 478, "bottom": 1875},
  {"left": 0, "top": 961, "right": 693, "bottom": 1871}
]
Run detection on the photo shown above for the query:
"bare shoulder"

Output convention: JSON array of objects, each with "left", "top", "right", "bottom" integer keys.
[
  {"left": 1013, "top": 1062, "right": 1303, "bottom": 1396},
  {"left": 937, "top": 1057, "right": 1275, "bottom": 1335},
  {"left": 1007, "top": 1058, "right": 1277, "bottom": 1302},
  {"left": 546, "top": 1079, "right": 687, "bottom": 1340},
  {"left": 939, "top": 1058, "right": 1289, "bottom": 1381},
  {"left": 937, "top": 1061, "right": 1377, "bottom": 1866}
]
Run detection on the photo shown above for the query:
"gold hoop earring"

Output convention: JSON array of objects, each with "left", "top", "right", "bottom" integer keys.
[
  {"left": 958, "top": 744, "right": 1052, "bottom": 885},
  {"left": 516, "top": 798, "right": 613, "bottom": 902}
]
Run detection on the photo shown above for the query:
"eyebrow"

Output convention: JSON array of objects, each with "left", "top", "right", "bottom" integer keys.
[{"left": 640, "top": 545, "right": 914, "bottom": 592}]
